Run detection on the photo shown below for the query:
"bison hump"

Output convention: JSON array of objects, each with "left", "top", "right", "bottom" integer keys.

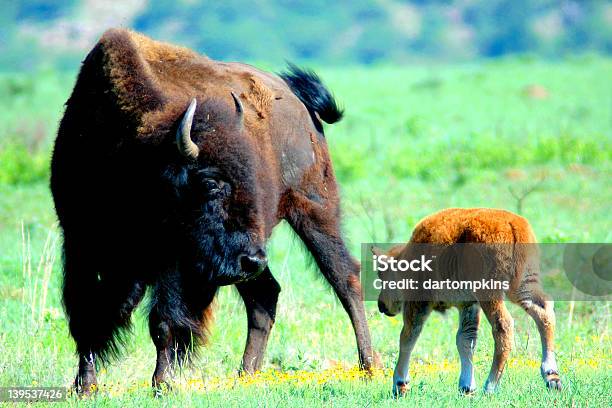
[{"left": 76, "top": 28, "right": 204, "bottom": 120}]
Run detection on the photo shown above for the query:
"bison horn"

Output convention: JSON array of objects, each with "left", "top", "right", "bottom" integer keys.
[
  {"left": 176, "top": 98, "right": 199, "bottom": 159},
  {"left": 231, "top": 92, "right": 244, "bottom": 125}
]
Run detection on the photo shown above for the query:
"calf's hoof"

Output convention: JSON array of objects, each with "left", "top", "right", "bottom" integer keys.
[
  {"left": 543, "top": 370, "right": 562, "bottom": 391},
  {"left": 458, "top": 384, "right": 476, "bottom": 395},
  {"left": 393, "top": 380, "right": 409, "bottom": 398},
  {"left": 483, "top": 381, "right": 498, "bottom": 394}
]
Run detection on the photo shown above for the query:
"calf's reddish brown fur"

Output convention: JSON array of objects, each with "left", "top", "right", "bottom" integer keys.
[{"left": 376, "top": 208, "right": 561, "bottom": 395}]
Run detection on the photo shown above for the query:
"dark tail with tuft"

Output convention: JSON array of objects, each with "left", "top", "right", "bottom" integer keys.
[{"left": 280, "top": 63, "right": 344, "bottom": 128}]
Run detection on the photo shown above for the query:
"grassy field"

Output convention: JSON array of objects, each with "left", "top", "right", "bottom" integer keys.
[{"left": 0, "top": 57, "right": 610, "bottom": 407}]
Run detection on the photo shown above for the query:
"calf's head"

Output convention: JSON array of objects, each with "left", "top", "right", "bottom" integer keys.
[
  {"left": 373, "top": 245, "right": 405, "bottom": 317},
  {"left": 161, "top": 94, "right": 267, "bottom": 285}
]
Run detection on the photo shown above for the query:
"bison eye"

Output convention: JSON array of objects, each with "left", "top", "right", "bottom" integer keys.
[
  {"left": 203, "top": 178, "right": 220, "bottom": 192},
  {"left": 193, "top": 168, "right": 229, "bottom": 196}
]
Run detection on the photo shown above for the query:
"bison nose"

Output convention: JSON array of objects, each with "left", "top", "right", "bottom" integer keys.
[
  {"left": 239, "top": 250, "right": 267, "bottom": 277},
  {"left": 378, "top": 300, "right": 388, "bottom": 315}
]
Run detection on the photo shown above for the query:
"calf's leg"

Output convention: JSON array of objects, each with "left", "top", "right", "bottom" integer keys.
[
  {"left": 456, "top": 303, "right": 480, "bottom": 394},
  {"left": 510, "top": 244, "right": 562, "bottom": 390},
  {"left": 237, "top": 267, "right": 281, "bottom": 374},
  {"left": 481, "top": 301, "right": 514, "bottom": 393},
  {"left": 516, "top": 293, "right": 561, "bottom": 390},
  {"left": 393, "top": 302, "right": 432, "bottom": 397}
]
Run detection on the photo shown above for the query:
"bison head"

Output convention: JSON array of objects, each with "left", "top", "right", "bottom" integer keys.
[{"left": 160, "top": 94, "right": 267, "bottom": 286}]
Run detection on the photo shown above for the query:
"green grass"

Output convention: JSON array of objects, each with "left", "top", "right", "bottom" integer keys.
[{"left": 0, "top": 58, "right": 610, "bottom": 406}]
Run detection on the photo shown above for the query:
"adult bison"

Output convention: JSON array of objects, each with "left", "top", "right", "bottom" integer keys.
[{"left": 50, "top": 29, "right": 373, "bottom": 394}]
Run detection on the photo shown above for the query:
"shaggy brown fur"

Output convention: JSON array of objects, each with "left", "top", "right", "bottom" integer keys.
[
  {"left": 51, "top": 28, "right": 373, "bottom": 394},
  {"left": 410, "top": 208, "right": 536, "bottom": 244},
  {"left": 377, "top": 208, "right": 561, "bottom": 396}
]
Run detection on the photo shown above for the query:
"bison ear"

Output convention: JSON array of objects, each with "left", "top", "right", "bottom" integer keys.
[
  {"left": 176, "top": 98, "right": 199, "bottom": 159},
  {"left": 231, "top": 92, "right": 244, "bottom": 128}
]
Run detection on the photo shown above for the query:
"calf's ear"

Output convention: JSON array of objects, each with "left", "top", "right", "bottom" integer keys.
[{"left": 370, "top": 246, "right": 384, "bottom": 257}]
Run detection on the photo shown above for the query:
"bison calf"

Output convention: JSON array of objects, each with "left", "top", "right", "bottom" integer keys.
[{"left": 375, "top": 208, "right": 561, "bottom": 396}]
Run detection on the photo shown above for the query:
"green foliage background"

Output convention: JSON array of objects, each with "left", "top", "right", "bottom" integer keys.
[
  {"left": 0, "top": 1, "right": 610, "bottom": 406},
  {"left": 0, "top": 58, "right": 610, "bottom": 406},
  {"left": 1, "top": 0, "right": 611, "bottom": 70}
]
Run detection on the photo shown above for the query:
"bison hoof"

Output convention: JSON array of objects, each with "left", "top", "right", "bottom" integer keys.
[
  {"left": 74, "top": 375, "right": 97, "bottom": 397},
  {"left": 544, "top": 371, "right": 562, "bottom": 391},
  {"left": 238, "top": 366, "right": 257, "bottom": 377},
  {"left": 371, "top": 351, "right": 383, "bottom": 370},
  {"left": 152, "top": 378, "right": 173, "bottom": 397}
]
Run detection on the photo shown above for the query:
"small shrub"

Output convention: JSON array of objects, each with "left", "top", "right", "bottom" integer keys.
[{"left": 0, "top": 143, "right": 49, "bottom": 185}]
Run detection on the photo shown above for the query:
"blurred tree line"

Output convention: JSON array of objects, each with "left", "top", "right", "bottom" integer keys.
[{"left": 0, "top": 0, "right": 611, "bottom": 70}]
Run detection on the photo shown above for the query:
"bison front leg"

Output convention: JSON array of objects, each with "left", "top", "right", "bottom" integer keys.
[
  {"left": 149, "top": 274, "right": 216, "bottom": 395},
  {"left": 237, "top": 267, "right": 281, "bottom": 375},
  {"left": 149, "top": 315, "right": 173, "bottom": 393},
  {"left": 148, "top": 308, "right": 194, "bottom": 395},
  {"left": 62, "top": 238, "right": 145, "bottom": 396},
  {"left": 74, "top": 352, "right": 97, "bottom": 396},
  {"left": 285, "top": 192, "right": 375, "bottom": 371},
  {"left": 481, "top": 301, "right": 514, "bottom": 393}
]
